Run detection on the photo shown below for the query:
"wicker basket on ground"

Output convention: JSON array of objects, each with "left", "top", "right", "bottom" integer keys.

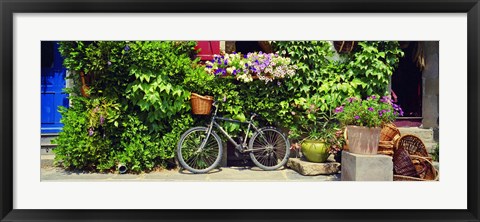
[
  {"left": 190, "top": 93, "right": 214, "bottom": 115},
  {"left": 380, "top": 123, "right": 401, "bottom": 141},
  {"left": 377, "top": 123, "right": 401, "bottom": 156},
  {"left": 393, "top": 155, "right": 438, "bottom": 181},
  {"left": 393, "top": 134, "right": 438, "bottom": 181},
  {"left": 378, "top": 141, "right": 394, "bottom": 156},
  {"left": 395, "top": 134, "right": 429, "bottom": 157}
]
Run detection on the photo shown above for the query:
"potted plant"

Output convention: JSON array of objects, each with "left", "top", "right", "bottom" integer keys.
[
  {"left": 334, "top": 95, "right": 403, "bottom": 155},
  {"left": 300, "top": 115, "right": 342, "bottom": 163}
]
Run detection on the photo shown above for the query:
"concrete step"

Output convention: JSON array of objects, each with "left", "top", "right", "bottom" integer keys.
[
  {"left": 41, "top": 147, "right": 56, "bottom": 155},
  {"left": 41, "top": 155, "right": 55, "bottom": 168},
  {"left": 41, "top": 134, "right": 58, "bottom": 154},
  {"left": 398, "top": 127, "right": 435, "bottom": 143},
  {"left": 41, "top": 133, "right": 58, "bottom": 145},
  {"left": 424, "top": 142, "right": 439, "bottom": 155}
]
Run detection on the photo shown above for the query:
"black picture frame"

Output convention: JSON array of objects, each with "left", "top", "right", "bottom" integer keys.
[{"left": 1, "top": 0, "right": 479, "bottom": 221}]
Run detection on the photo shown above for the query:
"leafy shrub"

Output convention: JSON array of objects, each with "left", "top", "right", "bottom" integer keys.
[{"left": 53, "top": 96, "right": 117, "bottom": 171}]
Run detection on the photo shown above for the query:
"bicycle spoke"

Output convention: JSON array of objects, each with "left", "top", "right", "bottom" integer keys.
[
  {"left": 178, "top": 127, "right": 222, "bottom": 172},
  {"left": 250, "top": 128, "right": 289, "bottom": 170}
]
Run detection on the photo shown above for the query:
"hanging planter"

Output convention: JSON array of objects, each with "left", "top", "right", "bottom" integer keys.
[{"left": 333, "top": 41, "right": 357, "bottom": 54}]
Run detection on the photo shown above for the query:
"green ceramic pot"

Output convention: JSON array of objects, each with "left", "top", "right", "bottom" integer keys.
[{"left": 301, "top": 140, "right": 330, "bottom": 163}]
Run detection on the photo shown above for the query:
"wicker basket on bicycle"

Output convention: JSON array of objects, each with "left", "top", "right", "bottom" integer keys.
[
  {"left": 190, "top": 93, "right": 214, "bottom": 115},
  {"left": 393, "top": 134, "right": 438, "bottom": 181}
]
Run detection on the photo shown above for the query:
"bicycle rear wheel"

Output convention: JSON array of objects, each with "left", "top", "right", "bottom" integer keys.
[
  {"left": 177, "top": 127, "right": 223, "bottom": 174},
  {"left": 249, "top": 127, "right": 290, "bottom": 170}
]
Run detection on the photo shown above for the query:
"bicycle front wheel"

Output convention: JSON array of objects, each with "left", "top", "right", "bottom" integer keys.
[
  {"left": 249, "top": 127, "right": 290, "bottom": 170},
  {"left": 177, "top": 127, "right": 223, "bottom": 174}
]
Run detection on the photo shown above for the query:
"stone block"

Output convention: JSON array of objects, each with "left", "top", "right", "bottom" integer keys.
[
  {"left": 220, "top": 141, "right": 228, "bottom": 167},
  {"left": 287, "top": 158, "right": 340, "bottom": 176},
  {"left": 341, "top": 151, "right": 393, "bottom": 181}
]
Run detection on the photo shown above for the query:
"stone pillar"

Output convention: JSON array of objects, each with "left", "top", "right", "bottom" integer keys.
[
  {"left": 220, "top": 141, "right": 228, "bottom": 167},
  {"left": 341, "top": 151, "right": 393, "bottom": 181},
  {"left": 422, "top": 41, "right": 439, "bottom": 129}
]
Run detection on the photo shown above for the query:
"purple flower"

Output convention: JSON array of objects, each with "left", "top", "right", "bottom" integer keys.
[
  {"left": 277, "top": 81, "right": 281, "bottom": 86},
  {"left": 378, "top": 110, "right": 383, "bottom": 117},
  {"left": 334, "top": 106, "right": 344, "bottom": 113},
  {"left": 371, "top": 95, "right": 376, "bottom": 99},
  {"left": 348, "top": 97, "right": 356, "bottom": 103},
  {"left": 224, "top": 59, "right": 228, "bottom": 65},
  {"left": 124, "top": 45, "right": 130, "bottom": 51},
  {"left": 398, "top": 108, "right": 404, "bottom": 116},
  {"left": 232, "top": 70, "right": 237, "bottom": 75},
  {"left": 354, "top": 115, "right": 360, "bottom": 120},
  {"left": 107, "top": 61, "right": 112, "bottom": 66},
  {"left": 368, "top": 107, "right": 374, "bottom": 112},
  {"left": 100, "top": 115, "right": 105, "bottom": 125},
  {"left": 88, "top": 127, "right": 94, "bottom": 136},
  {"left": 206, "top": 65, "right": 212, "bottom": 68},
  {"left": 380, "top": 96, "right": 391, "bottom": 103}
]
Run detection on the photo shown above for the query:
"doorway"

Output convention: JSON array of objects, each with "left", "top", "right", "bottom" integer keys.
[
  {"left": 41, "top": 41, "right": 69, "bottom": 133},
  {"left": 391, "top": 41, "right": 423, "bottom": 127}
]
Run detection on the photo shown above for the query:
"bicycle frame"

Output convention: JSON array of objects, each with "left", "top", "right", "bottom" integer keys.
[{"left": 199, "top": 102, "right": 263, "bottom": 153}]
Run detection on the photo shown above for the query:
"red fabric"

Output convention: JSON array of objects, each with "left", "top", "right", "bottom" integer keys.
[{"left": 195, "top": 41, "right": 220, "bottom": 61}]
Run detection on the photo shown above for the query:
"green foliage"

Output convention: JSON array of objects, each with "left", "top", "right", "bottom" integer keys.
[
  {"left": 345, "top": 41, "right": 404, "bottom": 96},
  {"left": 430, "top": 143, "right": 439, "bottom": 162},
  {"left": 55, "top": 41, "right": 198, "bottom": 172},
  {"left": 271, "top": 41, "right": 404, "bottom": 139},
  {"left": 53, "top": 96, "right": 116, "bottom": 171},
  {"left": 115, "top": 115, "right": 162, "bottom": 172}
]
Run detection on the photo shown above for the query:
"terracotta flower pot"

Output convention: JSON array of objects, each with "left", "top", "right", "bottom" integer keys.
[
  {"left": 346, "top": 125, "right": 381, "bottom": 155},
  {"left": 301, "top": 140, "right": 330, "bottom": 163}
]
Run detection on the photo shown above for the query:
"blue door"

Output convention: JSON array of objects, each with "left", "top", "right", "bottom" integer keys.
[{"left": 41, "top": 41, "right": 69, "bottom": 133}]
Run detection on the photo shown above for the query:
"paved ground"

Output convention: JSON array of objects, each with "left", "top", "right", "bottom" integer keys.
[{"left": 40, "top": 156, "right": 340, "bottom": 182}]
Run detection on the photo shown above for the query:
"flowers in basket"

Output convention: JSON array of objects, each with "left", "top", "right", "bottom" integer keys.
[
  {"left": 204, "top": 52, "right": 297, "bottom": 83},
  {"left": 334, "top": 95, "right": 403, "bottom": 128}
]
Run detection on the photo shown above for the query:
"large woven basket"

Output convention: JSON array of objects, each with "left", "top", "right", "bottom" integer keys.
[
  {"left": 394, "top": 155, "right": 438, "bottom": 181},
  {"left": 190, "top": 93, "right": 213, "bottom": 115},
  {"left": 380, "top": 123, "right": 401, "bottom": 142},
  {"left": 378, "top": 141, "right": 394, "bottom": 156},
  {"left": 393, "top": 135, "right": 438, "bottom": 181},
  {"left": 395, "top": 134, "right": 429, "bottom": 157}
]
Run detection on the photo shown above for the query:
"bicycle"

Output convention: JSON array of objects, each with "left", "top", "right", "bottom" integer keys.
[{"left": 177, "top": 100, "right": 290, "bottom": 174}]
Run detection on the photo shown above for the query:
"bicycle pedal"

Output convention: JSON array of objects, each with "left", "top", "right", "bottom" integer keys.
[{"left": 234, "top": 150, "right": 241, "bottom": 158}]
